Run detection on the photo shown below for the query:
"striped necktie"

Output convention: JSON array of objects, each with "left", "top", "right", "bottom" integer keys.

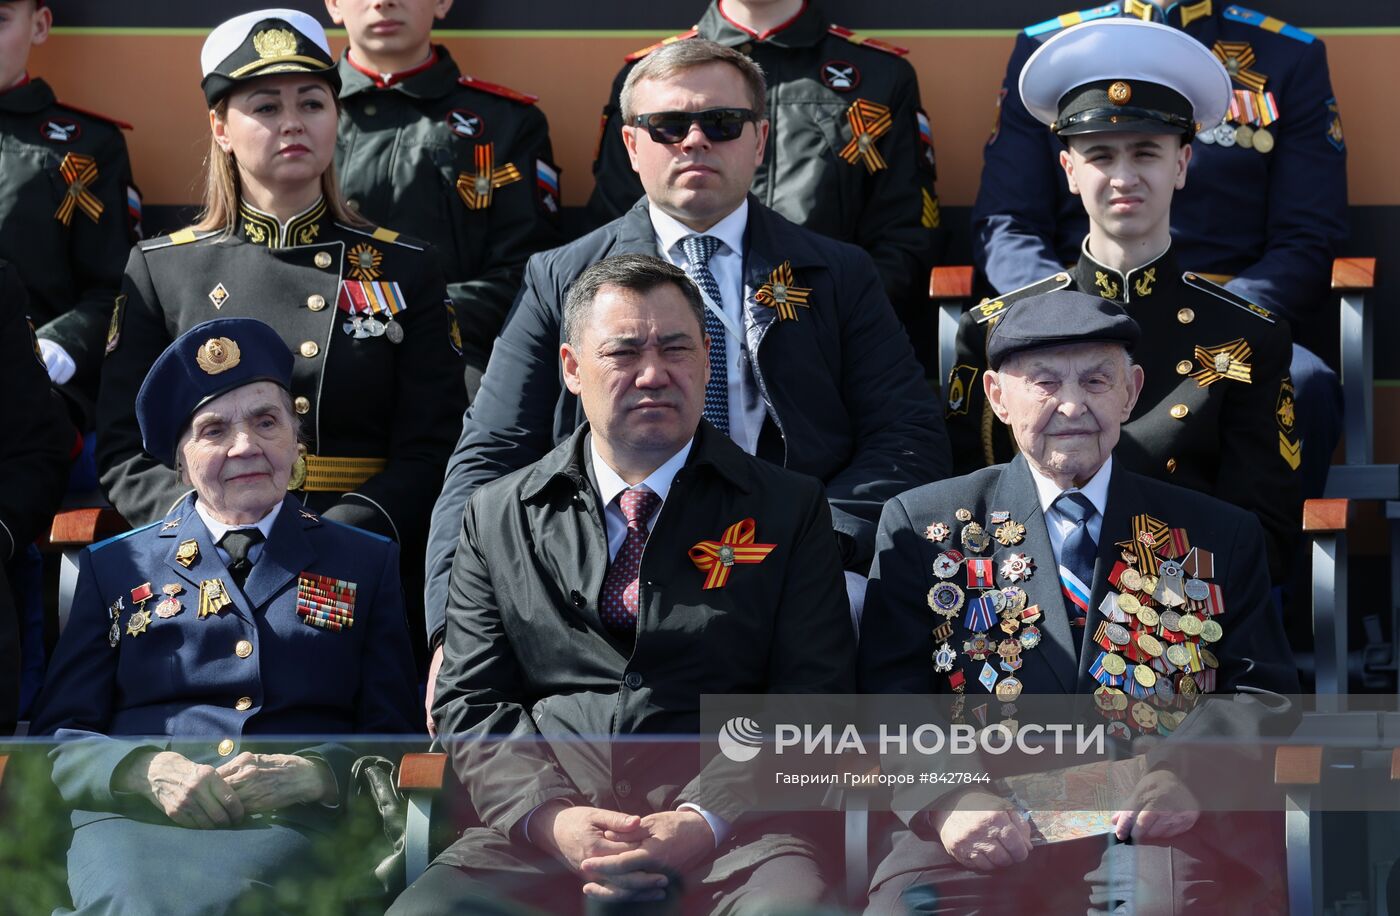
[
  {"left": 1053, "top": 492, "right": 1097, "bottom": 626},
  {"left": 680, "top": 234, "right": 730, "bottom": 435}
]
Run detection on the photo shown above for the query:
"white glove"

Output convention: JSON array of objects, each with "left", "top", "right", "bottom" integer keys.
[{"left": 38, "top": 338, "right": 77, "bottom": 385}]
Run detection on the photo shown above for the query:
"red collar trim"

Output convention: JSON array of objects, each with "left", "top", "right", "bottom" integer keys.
[
  {"left": 716, "top": 0, "right": 808, "bottom": 41},
  {"left": 346, "top": 47, "right": 438, "bottom": 88},
  {"left": 1, "top": 73, "right": 31, "bottom": 95}
]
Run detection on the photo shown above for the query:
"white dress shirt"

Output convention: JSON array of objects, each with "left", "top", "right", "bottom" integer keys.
[
  {"left": 648, "top": 201, "right": 766, "bottom": 455},
  {"left": 590, "top": 437, "right": 692, "bottom": 559},
  {"left": 193, "top": 498, "right": 283, "bottom": 566},
  {"left": 1027, "top": 456, "right": 1113, "bottom": 571}
]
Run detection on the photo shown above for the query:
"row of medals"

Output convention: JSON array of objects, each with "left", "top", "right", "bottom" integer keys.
[
  {"left": 925, "top": 511, "right": 1038, "bottom": 710},
  {"left": 344, "top": 314, "right": 404, "bottom": 343},
  {"left": 1198, "top": 117, "right": 1274, "bottom": 153},
  {"left": 106, "top": 578, "right": 233, "bottom": 647}
]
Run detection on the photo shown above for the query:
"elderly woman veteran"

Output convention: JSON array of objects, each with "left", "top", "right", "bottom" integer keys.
[
  {"left": 96, "top": 9, "right": 463, "bottom": 656},
  {"left": 34, "top": 318, "right": 418, "bottom": 913}
]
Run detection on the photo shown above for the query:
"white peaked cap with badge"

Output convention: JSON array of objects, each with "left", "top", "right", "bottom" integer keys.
[
  {"left": 1019, "top": 18, "right": 1230, "bottom": 133},
  {"left": 200, "top": 8, "right": 331, "bottom": 78}
]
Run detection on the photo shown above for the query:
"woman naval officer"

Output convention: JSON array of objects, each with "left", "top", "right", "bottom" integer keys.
[
  {"left": 95, "top": 10, "right": 465, "bottom": 658},
  {"left": 34, "top": 317, "right": 419, "bottom": 914}
]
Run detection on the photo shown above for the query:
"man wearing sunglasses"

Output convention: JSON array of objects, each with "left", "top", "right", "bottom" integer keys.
[
  {"left": 588, "top": 0, "right": 944, "bottom": 376},
  {"left": 420, "top": 37, "right": 949, "bottom": 732}
]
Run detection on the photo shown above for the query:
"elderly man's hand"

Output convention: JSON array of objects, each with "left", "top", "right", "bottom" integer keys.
[
  {"left": 579, "top": 809, "right": 716, "bottom": 901},
  {"left": 214, "top": 752, "right": 336, "bottom": 812},
  {"left": 531, "top": 801, "right": 645, "bottom": 874},
  {"left": 1112, "top": 769, "right": 1200, "bottom": 842},
  {"left": 929, "top": 789, "right": 1034, "bottom": 872},
  {"left": 425, "top": 645, "right": 444, "bottom": 736},
  {"left": 122, "top": 749, "right": 245, "bottom": 828}
]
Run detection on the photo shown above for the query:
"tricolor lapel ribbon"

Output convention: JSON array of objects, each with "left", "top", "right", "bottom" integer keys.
[
  {"left": 456, "top": 143, "right": 522, "bottom": 210},
  {"left": 752, "top": 261, "right": 812, "bottom": 322},
  {"left": 55, "top": 153, "right": 104, "bottom": 226},
  {"left": 1059, "top": 565, "right": 1091, "bottom": 618},
  {"left": 688, "top": 518, "right": 776, "bottom": 589},
  {"left": 838, "top": 99, "right": 893, "bottom": 173}
]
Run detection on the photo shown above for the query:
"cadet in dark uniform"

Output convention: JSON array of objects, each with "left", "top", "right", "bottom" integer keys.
[
  {"left": 0, "top": 0, "right": 140, "bottom": 415},
  {"left": 35, "top": 317, "right": 418, "bottom": 915},
  {"left": 587, "top": 0, "right": 943, "bottom": 367},
  {"left": 974, "top": 0, "right": 1346, "bottom": 499},
  {"left": 326, "top": 0, "right": 564, "bottom": 394},
  {"left": 946, "top": 19, "right": 1299, "bottom": 584},
  {"left": 96, "top": 10, "right": 463, "bottom": 659},
  {"left": 0, "top": 259, "right": 74, "bottom": 733}
]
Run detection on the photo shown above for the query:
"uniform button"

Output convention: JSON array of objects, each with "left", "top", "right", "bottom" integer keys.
[
  {"left": 307, "top": 294, "right": 327, "bottom": 311},
  {"left": 1166, "top": 458, "right": 1178, "bottom": 473},
  {"left": 347, "top": 199, "right": 360, "bottom": 211},
  {"left": 1176, "top": 360, "right": 1192, "bottom": 375},
  {"left": 314, "top": 251, "right": 333, "bottom": 269},
  {"left": 294, "top": 396, "right": 311, "bottom": 415},
  {"left": 1177, "top": 308, "right": 1195, "bottom": 325},
  {"left": 299, "top": 341, "right": 319, "bottom": 358},
  {"left": 615, "top": 779, "right": 632, "bottom": 798},
  {"left": 235, "top": 639, "right": 253, "bottom": 658},
  {"left": 623, "top": 672, "right": 643, "bottom": 690},
  {"left": 1170, "top": 404, "right": 1189, "bottom": 420},
  {"left": 217, "top": 738, "right": 235, "bottom": 756},
  {"left": 570, "top": 590, "right": 586, "bottom": 609},
  {"left": 235, "top": 696, "right": 252, "bottom": 711},
  {"left": 364, "top": 104, "right": 377, "bottom": 116}
]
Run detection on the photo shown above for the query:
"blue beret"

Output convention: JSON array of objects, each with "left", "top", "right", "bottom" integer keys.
[
  {"left": 986, "top": 290, "right": 1141, "bottom": 370},
  {"left": 137, "top": 318, "right": 293, "bottom": 468}
]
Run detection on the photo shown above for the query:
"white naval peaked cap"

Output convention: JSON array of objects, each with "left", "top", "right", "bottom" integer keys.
[{"left": 200, "top": 9, "right": 330, "bottom": 78}]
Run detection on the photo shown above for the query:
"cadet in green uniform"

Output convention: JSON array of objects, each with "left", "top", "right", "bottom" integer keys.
[
  {"left": 96, "top": 9, "right": 463, "bottom": 659},
  {"left": 0, "top": 0, "right": 140, "bottom": 415},
  {"left": 326, "top": 0, "right": 563, "bottom": 393},
  {"left": 587, "top": 0, "right": 942, "bottom": 367},
  {"left": 945, "top": 19, "right": 1299, "bottom": 584}
]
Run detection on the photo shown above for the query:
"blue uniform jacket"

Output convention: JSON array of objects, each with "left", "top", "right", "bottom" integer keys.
[
  {"left": 972, "top": 2, "right": 1348, "bottom": 328},
  {"left": 32, "top": 493, "right": 420, "bottom": 818}
]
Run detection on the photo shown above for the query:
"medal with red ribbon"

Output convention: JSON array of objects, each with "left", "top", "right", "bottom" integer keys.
[
  {"left": 688, "top": 518, "right": 776, "bottom": 589},
  {"left": 838, "top": 99, "right": 893, "bottom": 173},
  {"left": 456, "top": 143, "right": 522, "bottom": 210},
  {"left": 753, "top": 261, "right": 812, "bottom": 321},
  {"left": 55, "top": 153, "right": 104, "bottom": 226}
]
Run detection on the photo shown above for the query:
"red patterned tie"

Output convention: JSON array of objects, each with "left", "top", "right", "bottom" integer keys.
[{"left": 599, "top": 488, "right": 662, "bottom": 635}]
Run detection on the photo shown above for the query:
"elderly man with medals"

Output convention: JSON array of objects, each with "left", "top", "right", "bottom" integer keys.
[
  {"left": 33, "top": 317, "right": 418, "bottom": 914},
  {"left": 859, "top": 289, "right": 1299, "bottom": 914}
]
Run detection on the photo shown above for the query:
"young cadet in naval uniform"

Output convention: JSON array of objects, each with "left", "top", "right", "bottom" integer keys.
[
  {"left": 35, "top": 317, "right": 418, "bottom": 915},
  {"left": 945, "top": 19, "right": 1299, "bottom": 585},
  {"left": 0, "top": 0, "right": 140, "bottom": 416},
  {"left": 973, "top": 0, "right": 1346, "bottom": 501},
  {"left": 861, "top": 291, "right": 1299, "bottom": 914},
  {"left": 587, "top": 0, "right": 943, "bottom": 368},
  {"left": 96, "top": 10, "right": 463, "bottom": 658},
  {"left": 326, "top": 0, "right": 564, "bottom": 395}
]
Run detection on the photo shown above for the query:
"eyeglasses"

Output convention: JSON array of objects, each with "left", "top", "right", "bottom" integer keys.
[{"left": 631, "top": 108, "right": 759, "bottom": 144}]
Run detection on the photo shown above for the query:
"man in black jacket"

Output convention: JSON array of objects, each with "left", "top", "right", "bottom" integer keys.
[
  {"left": 420, "top": 38, "right": 949, "bottom": 727},
  {"left": 390, "top": 255, "right": 854, "bottom": 914}
]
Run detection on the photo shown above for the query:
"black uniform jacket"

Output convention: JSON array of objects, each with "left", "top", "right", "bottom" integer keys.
[
  {"left": 33, "top": 493, "right": 419, "bottom": 829},
  {"left": 96, "top": 200, "right": 464, "bottom": 542},
  {"left": 423, "top": 196, "right": 951, "bottom": 646},
  {"left": 858, "top": 454, "right": 1299, "bottom": 886},
  {"left": 945, "top": 245, "right": 1299, "bottom": 583},
  {"left": 0, "top": 77, "right": 139, "bottom": 396},
  {"left": 335, "top": 47, "right": 563, "bottom": 373},
  {"left": 587, "top": 1, "right": 942, "bottom": 303},
  {"left": 433, "top": 421, "right": 854, "bottom": 877}
]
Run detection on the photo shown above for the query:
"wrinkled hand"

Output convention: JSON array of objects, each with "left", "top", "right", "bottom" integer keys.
[
  {"left": 124, "top": 750, "right": 245, "bottom": 829},
  {"left": 425, "top": 645, "right": 444, "bottom": 737},
  {"left": 929, "top": 790, "right": 1033, "bottom": 872},
  {"left": 215, "top": 753, "right": 335, "bottom": 813},
  {"left": 1113, "top": 769, "right": 1200, "bottom": 842},
  {"left": 580, "top": 810, "right": 716, "bottom": 901},
  {"left": 532, "top": 802, "right": 644, "bottom": 874}
]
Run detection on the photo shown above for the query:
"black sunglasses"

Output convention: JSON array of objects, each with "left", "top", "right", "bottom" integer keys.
[{"left": 632, "top": 107, "right": 759, "bottom": 144}]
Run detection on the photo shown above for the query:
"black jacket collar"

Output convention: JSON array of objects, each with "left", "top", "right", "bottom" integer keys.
[
  {"left": 698, "top": 1, "right": 827, "bottom": 49},
  {"left": 0, "top": 76, "right": 54, "bottom": 115},
  {"left": 1073, "top": 239, "right": 1180, "bottom": 305},
  {"left": 336, "top": 44, "right": 462, "bottom": 100},
  {"left": 236, "top": 197, "right": 330, "bottom": 248}
]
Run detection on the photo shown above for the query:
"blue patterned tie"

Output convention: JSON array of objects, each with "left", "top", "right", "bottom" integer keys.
[
  {"left": 1053, "top": 491, "right": 1097, "bottom": 626},
  {"left": 680, "top": 235, "right": 730, "bottom": 435}
]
